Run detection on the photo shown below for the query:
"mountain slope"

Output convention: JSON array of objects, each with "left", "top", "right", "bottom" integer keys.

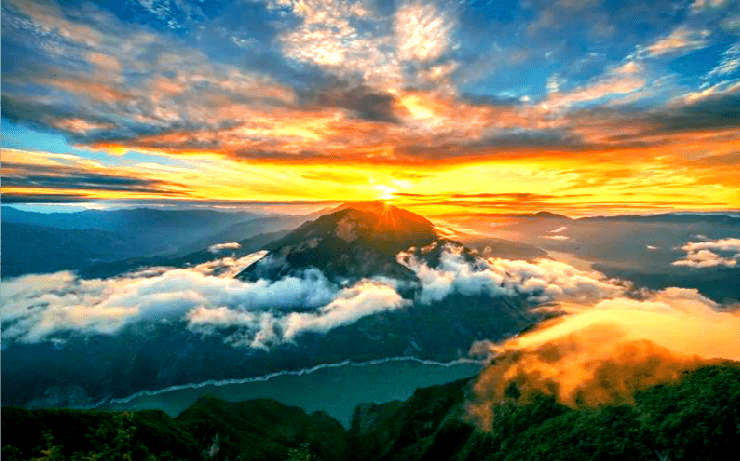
[
  {"left": 1, "top": 207, "right": 305, "bottom": 277},
  {"left": 2, "top": 222, "right": 133, "bottom": 277},
  {"left": 237, "top": 202, "right": 439, "bottom": 282},
  {"left": 79, "top": 230, "right": 288, "bottom": 278},
  {"left": 177, "top": 397, "right": 350, "bottom": 461},
  {"left": 4, "top": 363, "right": 739, "bottom": 461}
]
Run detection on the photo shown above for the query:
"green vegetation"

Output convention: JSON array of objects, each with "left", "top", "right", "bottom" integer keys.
[
  {"left": 4, "top": 364, "right": 739, "bottom": 461},
  {"left": 452, "top": 364, "right": 740, "bottom": 460},
  {"left": 350, "top": 364, "right": 740, "bottom": 461},
  {"left": 2, "top": 408, "right": 199, "bottom": 461}
]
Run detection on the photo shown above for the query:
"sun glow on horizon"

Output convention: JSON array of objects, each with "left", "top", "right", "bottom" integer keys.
[
  {"left": 2, "top": 0, "right": 738, "bottom": 216},
  {"left": 376, "top": 185, "right": 398, "bottom": 201}
]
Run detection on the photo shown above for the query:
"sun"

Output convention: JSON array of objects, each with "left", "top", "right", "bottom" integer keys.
[{"left": 376, "top": 185, "right": 397, "bottom": 201}]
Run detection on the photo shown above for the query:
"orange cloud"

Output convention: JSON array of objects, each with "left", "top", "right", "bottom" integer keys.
[
  {"left": 468, "top": 288, "right": 740, "bottom": 430},
  {"left": 642, "top": 26, "right": 710, "bottom": 57}
]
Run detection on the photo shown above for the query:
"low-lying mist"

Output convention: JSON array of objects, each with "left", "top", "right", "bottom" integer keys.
[
  {"left": 2, "top": 243, "right": 628, "bottom": 348},
  {"left": 467, "top": 287, "right": 740, "bottom": 430}
]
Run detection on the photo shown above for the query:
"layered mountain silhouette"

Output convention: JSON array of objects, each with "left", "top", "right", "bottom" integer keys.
[
  {"left": 237, "top": 201, "right": 439, "bottom": 282},
  {"left": 1, "top": 206, "right": 307, "bottom": 277}
]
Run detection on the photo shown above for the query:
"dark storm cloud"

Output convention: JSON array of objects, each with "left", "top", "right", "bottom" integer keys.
[
  {"left": 467, "top": 129, "right": 586, "bottom": 149},
  {"left": 569, "top": 91, "right": 740, "bottom": 145}
]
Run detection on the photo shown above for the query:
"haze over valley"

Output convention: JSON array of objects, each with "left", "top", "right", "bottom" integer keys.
[{"left": 3, "top": 203, "right": 738, "bottom": 413}]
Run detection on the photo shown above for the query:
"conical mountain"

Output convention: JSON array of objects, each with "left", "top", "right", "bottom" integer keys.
[{"left": 236, "top": 201, "right": 438, "bottom": 282}]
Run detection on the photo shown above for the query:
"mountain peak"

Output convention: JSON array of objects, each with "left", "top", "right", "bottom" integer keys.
[
  {"left": 532, "top": 211, "right": 572, "bottom": 219},
  {"left": 236, "top": 202, "right": 438, "bottom": 282},
  {"left": 331, "top": 201, "right": 437, "bottom": 241}
]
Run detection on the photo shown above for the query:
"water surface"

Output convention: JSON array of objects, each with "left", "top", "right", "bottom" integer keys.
[{"left": 103, "top": 357, "right": 482, "bottom": 427}]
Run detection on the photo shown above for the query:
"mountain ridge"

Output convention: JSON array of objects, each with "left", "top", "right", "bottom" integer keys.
[
  {"left": 236, "top": 202, "right": 439, "bottom": 283},
  {"left": 4, "top": 363, "right": 739, "bottom": 461}
]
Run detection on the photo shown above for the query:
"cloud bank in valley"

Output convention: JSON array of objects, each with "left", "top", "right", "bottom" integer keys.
[
  {"left": 2, "top": 242, "right": 633, "bottom": 348},
  {"left": 187, "top": 279, "right": 409, "bottom": 349},
  {"left": 672, "top": 237, "right": 740, "bottom": 268},
  {"left": 1, "top": 249, "right": 412, "bottom": 348},
  {"left": 398, "top": 242, "right": 627, "bottom": 305},
  {"left": 467, "top": 287, "right": 740, "bottom": 430},
  {"left": 1, "top": 252, "right": 341, "bottom": 344}
]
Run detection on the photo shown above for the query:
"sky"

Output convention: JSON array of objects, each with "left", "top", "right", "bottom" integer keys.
[{"left": 2, "top": 0, "right": 740, "bottom": 216}]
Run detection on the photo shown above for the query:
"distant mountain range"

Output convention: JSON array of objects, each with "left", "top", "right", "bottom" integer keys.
[
  {"left": 1, "top": 206, "right": 309, "bottom": 277},
  {"left": 447, "top": 209, "right": 740, "bottom": 302}
]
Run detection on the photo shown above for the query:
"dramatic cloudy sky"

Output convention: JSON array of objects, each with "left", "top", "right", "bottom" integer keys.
[{"left": 2, "top": 0, "right": 739, "bottom": 215}]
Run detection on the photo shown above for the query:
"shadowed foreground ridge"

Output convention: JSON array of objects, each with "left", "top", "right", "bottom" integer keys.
[{"left": 4, "top": 363, "right": 740, "bottom": 461}]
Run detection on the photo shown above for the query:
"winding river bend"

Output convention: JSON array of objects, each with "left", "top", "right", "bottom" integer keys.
[{"left": 100, "top": 357, "right": 483, "bottom": 427}]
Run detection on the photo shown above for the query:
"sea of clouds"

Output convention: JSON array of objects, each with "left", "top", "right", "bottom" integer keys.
[{"left": 2, "top": 241, "right": 636, "bottom": 348}]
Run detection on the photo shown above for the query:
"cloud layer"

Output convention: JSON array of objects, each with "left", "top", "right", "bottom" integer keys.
[
  {"left": 2, "top": 242, "right": 633, "bottom": 348},
  {"left": 467, "top": 287, "right": 740, "bottom": 430},
  {"left": 398, "top": 241, "right": 627, "bottom": 305},
  {"left": 0, "top": 247, "right": 416, "bottom": 349},
  {"left": 208, "top": 242, "right": 242, "bottom": 254},
  {"left": 1, "top": 252, "right": 339, "bottom": 344},
  {"left": 673, "top": 237, "right": 740, "bottom": 268}
]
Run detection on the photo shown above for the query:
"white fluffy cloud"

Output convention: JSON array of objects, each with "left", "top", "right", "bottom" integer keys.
[
  {"left": 186, "top": 279, "right": 408, "bottom": 349},
  {"left": 1, "top": 252, "right": 336, "bottom": 343},
  {"left": 1, "top": 251, "right": 410, "bottom": 347},
  {"left": 672, "top": 237, "right": 740, "bottom": 268},
  {"left": 395, "top": 1, "right": 454, "bottom": 63},
  {"left": 282, "top": 281, "right": 410, "bottom": 339},
  {"left": 268, "top": 0, "right": 401, "bottom": 85},
  {"left": 397, "top": 242, "right": 627, "bottom": 305},
  {"left": 267, "top": 0, "right": 457, "bottom": 89},
  {"left": 193, "top": 250, "right": 268, "bottom": 276},
  {"left": 208, "top": 241, "right": 242, "bottom": 254},
  {"left": 2, "top": 242, "right": 638, "bottom": 348}
]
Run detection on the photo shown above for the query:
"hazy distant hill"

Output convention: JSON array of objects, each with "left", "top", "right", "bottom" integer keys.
[
  {"left": 1, "top": 206, "right": 306, "bottom": 277},
  {"left": 176, "top": 214, "right": 311, "bottom": 255},
  {"left": 79, "top": 230, "right": 289, "bottom": 279},
  {"left": 2, "top": 222, "right": 133, "bottom": 277},
  {"left": 450, "top": 211, "right": 740, "bottom": 302},
  {"left": 1, "top": 206, "right": 255, "bottom": 232}
]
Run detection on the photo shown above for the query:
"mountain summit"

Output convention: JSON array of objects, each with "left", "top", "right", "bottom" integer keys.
[
  {"left": 328, "top": 201, "right": 438, "bottom": 250},
  {"left": 236, "top": 202, "right": 438, "bottom": 282}
]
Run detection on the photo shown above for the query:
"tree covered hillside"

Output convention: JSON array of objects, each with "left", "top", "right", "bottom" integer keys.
[{"left": 3, "top": 364, "right": 740, "bottom": 461}]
